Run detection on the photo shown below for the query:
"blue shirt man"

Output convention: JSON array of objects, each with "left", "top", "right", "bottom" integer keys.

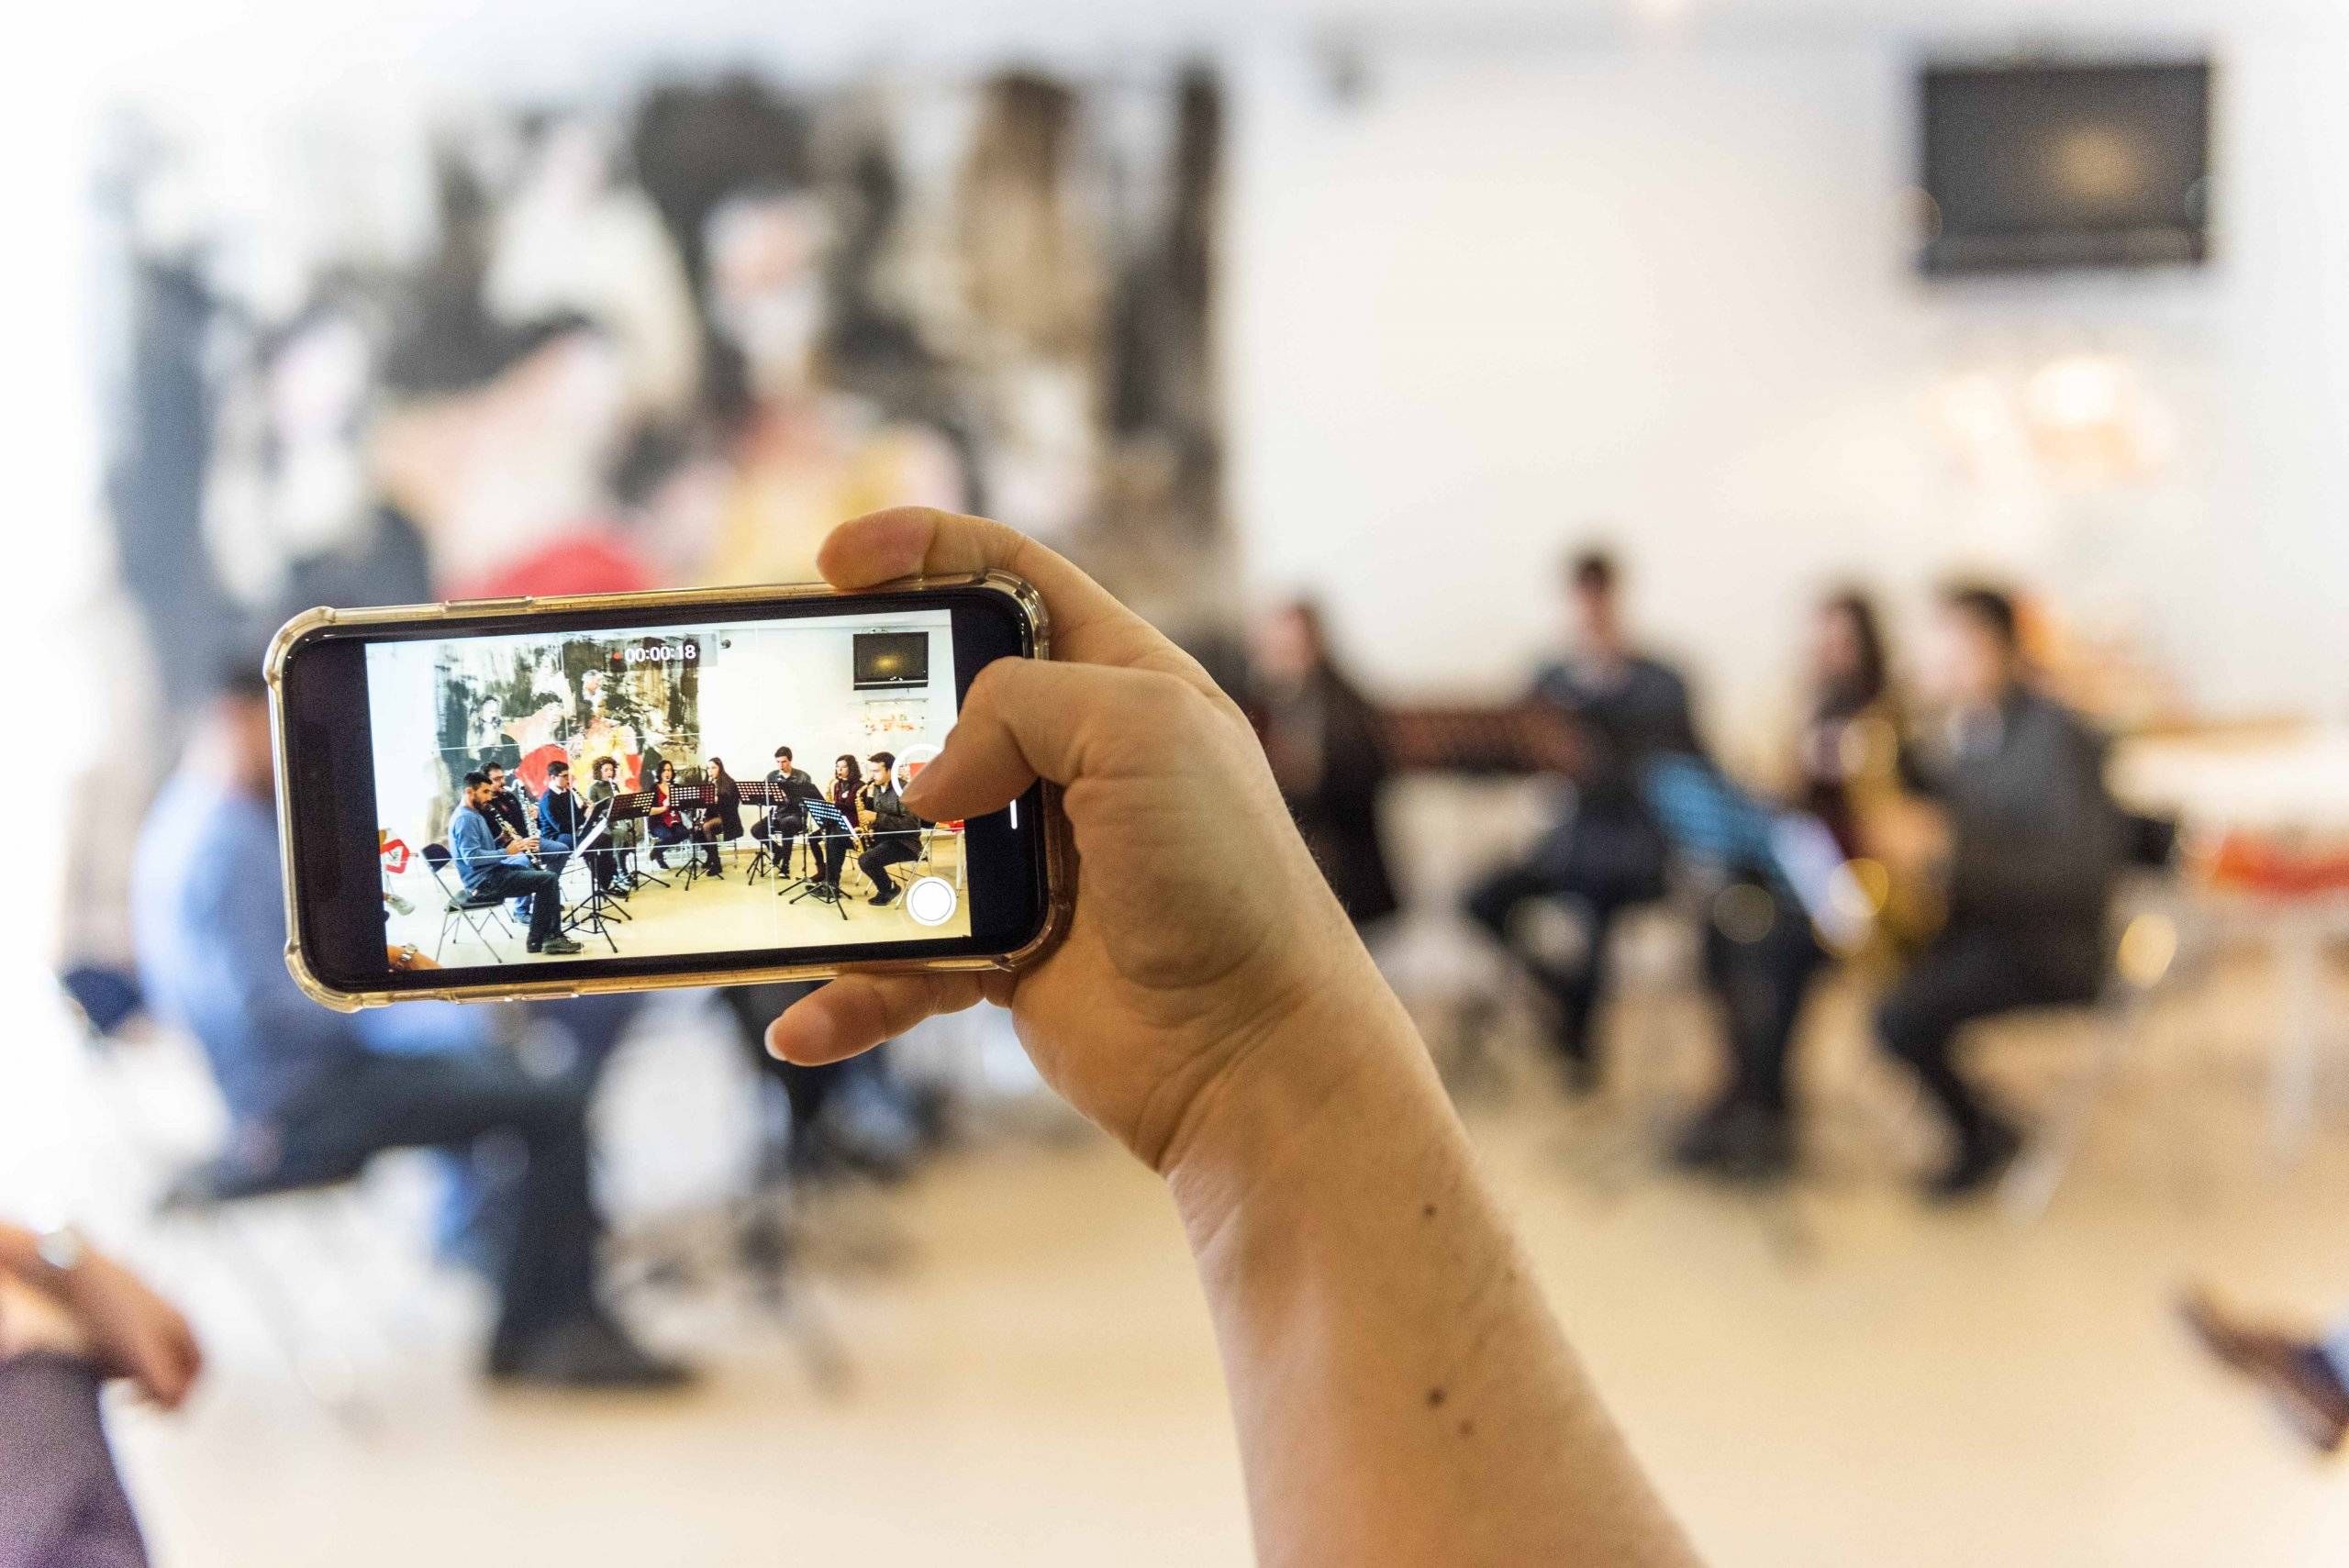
[
  {"left": 449, "top": 769, "right": 577, "bottom": 954},
  {"left": 130, "top": 673, "right": 681, "bottom": 1388}
]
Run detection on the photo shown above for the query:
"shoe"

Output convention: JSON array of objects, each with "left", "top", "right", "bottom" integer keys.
[
  {"left": 868, "top": 887, "right": 896, "bottom": 906},
  {"left": 2181, "top": 1289, "right": 2349, "bottom": 1453},
  {"left": 1672, "top": 1098, "right": 1796, "bottom": 1184},
  {"left": 486, "top": 1313, "right": 695, "bottom": 1393},
  {"left": 1924, "top": 1117, "right": 2023, "bottom": 1202},
  {"left": 538, "top": 937, "right": 584, "bottom": 956}
]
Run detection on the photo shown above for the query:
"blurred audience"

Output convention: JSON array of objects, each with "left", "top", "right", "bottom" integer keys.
[
  {"left": 1465, "top": 548, "right": 1702, "bottom": 1091},
  {"left": 1873, "top": 584, "right": 2128, "bottom": 1199},
  {"left": 1, "top": 1218, "right": 201, "bottom": 1568},
  {"left": 131, "top": 671, "right": 688, "bottom": 1390},
  {"left": 1247, "top": 599, "right": 1398, "bottom": 934}
]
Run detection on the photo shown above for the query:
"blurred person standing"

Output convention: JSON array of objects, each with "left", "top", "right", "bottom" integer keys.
[
  {"left": 133, "top": 671, "right": 687, "bottom": 1389},
  {"left": 1873, "top": 584, "right": 2127, "bottom": 1199},
  {"left": 1464, "top": 548, "right": 1702, "bottom": 1091},
  {"left": 1247, "top": 599, "right": 1398, "bottom": 935}
]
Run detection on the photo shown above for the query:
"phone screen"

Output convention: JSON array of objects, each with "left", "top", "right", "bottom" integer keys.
[{"left": 278, "top": 584, "right": 1050, "bottom": 997}]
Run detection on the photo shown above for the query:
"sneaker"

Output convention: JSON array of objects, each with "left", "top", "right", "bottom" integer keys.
[
  {"left": 486, "top": 1313, "right": 695, "bottom": 1393},
  {"left": 538, "top": 937, "right": 585, "bottom": 956}
]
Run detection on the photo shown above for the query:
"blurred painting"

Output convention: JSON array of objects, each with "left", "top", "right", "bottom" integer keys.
[
  {"left": 95, "top": 64, "right": 1230, "bottom": 718},
  {"left": 74, "top": 61, "right": 1227, "bottom": 982}
]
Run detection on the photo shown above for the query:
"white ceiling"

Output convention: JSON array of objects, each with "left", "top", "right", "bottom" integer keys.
[{"left": 58, "top": 0, "right": 2342, "bottom": 106}]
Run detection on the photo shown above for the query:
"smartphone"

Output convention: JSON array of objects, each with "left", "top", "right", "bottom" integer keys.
[{"left": 267, "top": 573, "right": 1065, "bottom": 1009}]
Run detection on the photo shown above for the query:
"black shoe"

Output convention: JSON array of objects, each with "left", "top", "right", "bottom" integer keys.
[
  {"left": 1672, "top": 1098, "right": 1795, "bottom": 1184},
  {"left": 706, "top": 864, "right": 723, "bottom": 879},
  {"left": 1925, "top": 1117, "right": 2023, "bottom": 1203},
  {"left": 486, "top": 1313, "right": 695, "bottom": 1392},
  {"left": 537, "top": 936, "right": 584, "bottom": 956},
  {"left": 868, "top": 885, "right": 896, "bottom": 907}
]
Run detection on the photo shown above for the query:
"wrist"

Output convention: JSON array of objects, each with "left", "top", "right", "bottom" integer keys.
[{"left": 1157, "top": 975, "right": 1449, "bottom": 1251}]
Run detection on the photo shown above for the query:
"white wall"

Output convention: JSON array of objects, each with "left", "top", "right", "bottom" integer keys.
[
  {"left": 1225, "top": 30, "right": 2349, "bottom": 757},
  {"left": 694, "top": 613, "right": 957, "bottom": 795}
]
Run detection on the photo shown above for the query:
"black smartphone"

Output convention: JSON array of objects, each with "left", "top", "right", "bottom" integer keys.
[{"left": 267, "top": 573, "right": 1065, "bottom": 1008}]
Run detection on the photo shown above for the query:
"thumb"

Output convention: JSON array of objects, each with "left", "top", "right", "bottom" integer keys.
[{"left": 900, "top": 657, "right": 1183, "bottom": 824}]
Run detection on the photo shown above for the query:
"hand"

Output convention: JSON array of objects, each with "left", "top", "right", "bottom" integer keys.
[
  {"left": 516, "top": 836, "right": 541, "bottom": 855},
  {"left": 54, "top": 1250, "right": 204, "bottom": 1408},
  {"left": 767, "top": 508, "right": 1379, "bottom": 1171}
]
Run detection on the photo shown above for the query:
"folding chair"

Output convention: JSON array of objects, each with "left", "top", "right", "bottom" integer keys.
[{"left": 421, "top": 842, "right": 511, "bottom": 962}]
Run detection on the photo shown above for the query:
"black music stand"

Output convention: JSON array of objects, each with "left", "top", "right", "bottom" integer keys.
[
  {"left": 788, "top": 804, "right": 855, "bottom": 921},
  {"left": 562, "top": 801, "right": 625, "bottom": 952}
]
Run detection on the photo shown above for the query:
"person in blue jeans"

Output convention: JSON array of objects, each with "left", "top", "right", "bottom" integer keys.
[{"left": 451, "top": 769, "right": 581, "bottom": 955}]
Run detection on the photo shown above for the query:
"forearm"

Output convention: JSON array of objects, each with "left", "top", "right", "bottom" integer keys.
[{"left": 1165, "top": 984, "right": 1698, "bottom": 1568}]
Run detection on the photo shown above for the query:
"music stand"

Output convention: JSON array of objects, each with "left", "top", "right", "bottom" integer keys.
[
  {"left": 562, "top": 801, "right": 624, "bottom": 952},
  {"left": 789, "top": 803, "right": 855, "bottom": 921}
]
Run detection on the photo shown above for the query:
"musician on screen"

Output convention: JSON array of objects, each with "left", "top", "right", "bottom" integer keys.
[
  {"left": 1464, "top": 547, "right": 1703, "bottom": 1094},
  {"left": 819, "top": 755, "right": 861, "bottom": 893},
  {"left": 451, "top": 771, "right": 580, "bottom": 955},
  {"left": 645, "top": 759, "right": 690, "bottom": 870},
  {"left": 760, "top": 745, "right": 813, "bottom": 876},
  {"left": 586, "top": 756, "right": 637, "bottom": 893},
  {"left": 694, "top": 758, "right": 744, "bottom": 879},
  {"left": 533, "top": 760, "right": 588, "bottom": 890},
  {"left": 855, "top": 751, "right": 921, "bottom": 908}
]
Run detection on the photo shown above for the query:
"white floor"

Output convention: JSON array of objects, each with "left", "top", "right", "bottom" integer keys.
[{"left": 15, "top": 952, "right": 2349, "bottom": 1567}]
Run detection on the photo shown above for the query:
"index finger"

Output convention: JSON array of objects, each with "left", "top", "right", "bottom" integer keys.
[{"left": 817, "top": 507, "right": 1205, "bottom": 686}]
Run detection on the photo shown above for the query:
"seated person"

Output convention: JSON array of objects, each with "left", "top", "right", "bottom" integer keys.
[
  {"left": 134, "top": 672, "right": 682, "bottom": 1388},
  {"left": 855, "top": 751, "right": 921, "bottom": 906},
  {"left": 532, "top": 758, "right": 585, "bottom": 887},
  {"left": 818, "top": 755, "right": 862, "bottom": 891},
  {"left": 1874, "top": 584, "right": 2128, "bottom": 1198},
  {"left": 1, "top": 1217, "right": 201, "bottom": 1568},
  {"left": 583, "top": 755, "right": 637, "bottom": 893},
  {"left": 451, "top": 771, "right": 580, "bottom": 956},
  {"left": 644, "top": 759, "right": 693, "bottom": 869},
  {"left": 1642, "top": 756, "right": 1837, "bottom": 1184},
  {"left": 480, "top": 760, "right": 538, "bottom": 921},
  {"left": 760, "top": 744, "right": 814, "bottom": 875},
  {"left": 694, "top": 757, "right": 744, "bottom": 878},
  {"left": 1464, "top": 547, "right": 1703, "bottom": 1091}
]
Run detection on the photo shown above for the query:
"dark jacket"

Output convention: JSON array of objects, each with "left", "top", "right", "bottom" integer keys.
[
  {"left": 763, "top": 766, "right": 813, "bottom": 835},
  {"left": 1528, "top": 651, "right": 1701, "bottom": 901},
  {"left": 536, "top": 785, "right": 588, "bottom": 851},
  {"left": 702, "top": 776, "right": 744, "bottom": 840},
  {"left": 1904, "top": 685, "right": 2125, "bottom": 987},
  {"left": 1257, "top": 669, "right": 1399, "bottom": 928},
  {"left": 484, "top": 784, "right": 532, "bottom": 848}
]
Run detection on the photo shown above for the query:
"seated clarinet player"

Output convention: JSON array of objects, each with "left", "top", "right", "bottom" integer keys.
[
  {"left": 856, "top": 751, "right": 922, "bottom": 907},
  {"left": 535, "top": 759, "right": 593, "bottom": 892},
  {"left": 452, "top": 772, "right": 580, "bottom": 956}
]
